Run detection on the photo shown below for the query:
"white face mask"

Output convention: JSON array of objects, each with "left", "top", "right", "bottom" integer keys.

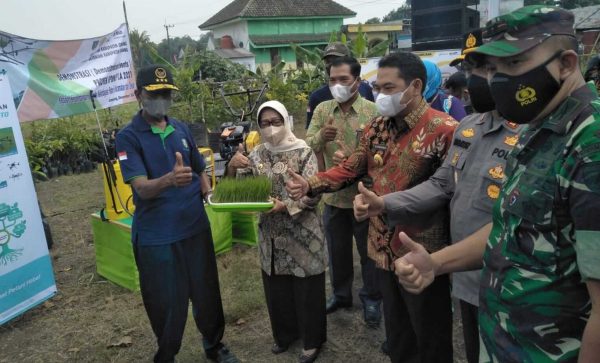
[
  {"left": 261, "top": 125, "right": 287, "bottom": 146},
  {"left": 375, "top": 87, "right": 412, "bottom": 117},
  {"left": 329, "top": 80, "right": 357, "bottom": 104}
]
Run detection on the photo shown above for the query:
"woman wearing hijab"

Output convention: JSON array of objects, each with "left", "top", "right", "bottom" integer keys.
[
  {"left": 227, "top": 100, "right": 327, "bottom": 363},
  {"left": 423, "top": 60, "right": 467, "bottom": 121}
]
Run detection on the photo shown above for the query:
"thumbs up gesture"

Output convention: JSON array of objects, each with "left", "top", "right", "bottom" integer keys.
[
  {"left": 228, "top": 143, "right": 249, "bottom": 170},
  {"left": 171, "top": 152, "right": 193, "bottom": 187},
  {"left": 332, "top": 140, "right": 351, "bottom": 165},
  {"left": 285, "top": 169, "right": 309, "bottom": 200},
  {"left": 393, "top": 232, "right": 437, "bottom": 294},
  {"left": 353, "top": 182, "right": 385, "bottom": 222},
  {"left": 321, "top": 115, "right": 338, "bottom": 142}
]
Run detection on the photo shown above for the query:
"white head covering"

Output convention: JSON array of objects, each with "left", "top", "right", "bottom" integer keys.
[{"left": 257, "top": 100, "right": 307, "bottom": 153}]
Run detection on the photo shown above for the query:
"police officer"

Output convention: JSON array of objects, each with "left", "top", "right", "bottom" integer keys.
[
  {"left": 353, "top": 32, "right": 524, "bottom": 363},
  {"left": 387, "top": 6, "right": 600, "bottom": 362},
  {"left": 115, "top": 65, "right": 238, "bottom": 363}
]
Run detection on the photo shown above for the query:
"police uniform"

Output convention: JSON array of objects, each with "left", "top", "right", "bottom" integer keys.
[{"left": 382, "top": 111, "right": 523, "bottom": 363}]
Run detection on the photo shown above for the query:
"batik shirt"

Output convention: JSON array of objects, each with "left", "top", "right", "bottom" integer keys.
[
  {"left": 307, "top": 99, "right": 458, "bottom": 270},
  {"left": 244, "top": 144, "right": 327, "bottom": 278},
  {"left": 306, "top": 97, "right": 379, "bottom": 209},
  {"left": 480, "top": 85, "right": 600, "bottom": 362}
]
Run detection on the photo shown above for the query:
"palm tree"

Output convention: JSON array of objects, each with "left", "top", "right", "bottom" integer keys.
[{"left": 129, "top": 29, "right": 152, "bottom": 69}]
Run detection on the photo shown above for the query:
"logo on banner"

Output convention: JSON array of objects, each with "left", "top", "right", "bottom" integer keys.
[{"left": 0, "top": 202, "right": 26, "bottom": 265}]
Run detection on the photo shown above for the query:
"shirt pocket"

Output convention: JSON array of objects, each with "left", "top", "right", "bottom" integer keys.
[{"left": 502, "top": 172, "right": 558, "bottom": 271}]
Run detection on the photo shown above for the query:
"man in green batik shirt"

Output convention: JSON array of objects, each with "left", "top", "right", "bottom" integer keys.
[
  {"left": 305, "top": 56, "right": 382, "bottom": 327},
  {"left": 390, "top": 6, "right": 600, "bottom": 363}
]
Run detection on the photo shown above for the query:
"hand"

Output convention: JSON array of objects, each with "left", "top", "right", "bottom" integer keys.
[
  {"left": 332, "top": 140, "right": 351, "bottom": 165},
  {"left": 321, "top": 115, "right": 338, "bottom": 142},
  {"left": 228, "top": 143, "right": 249, "bottom": 169},
  {"left": 171, "top": 152, "right": 193, "bottom": 187},
  {"left": 267, "top": 197, "right": 286, "bottom": 213},
  {"left": 393, "top": 232, "right": 437, "bottom": 294},
  {"left": 285, "top": 169, "right": 309, "bottom": 200},
  {"left": 353, "top": 182, "right": 385, "bottom": 221}
]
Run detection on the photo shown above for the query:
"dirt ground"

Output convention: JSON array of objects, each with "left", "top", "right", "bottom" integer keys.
[{"left": 0, "top": 169, "right": 467, "bottom": 362}]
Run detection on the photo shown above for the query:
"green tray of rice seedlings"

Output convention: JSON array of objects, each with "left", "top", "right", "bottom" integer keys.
[{"left": 208, "top": 176, "right": 274, "bottom": 212}]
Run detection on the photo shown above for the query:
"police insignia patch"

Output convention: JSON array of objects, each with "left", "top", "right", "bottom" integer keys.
[
  {"left": 488, "top": 165, "right": 504, "bottom": 179},
  {"left": 504, "top": 135, "right": 518, "bottom": 146},
  {"left": 487, "top": 184, "right": 500, "bottom": 199},
  {"left": 373, "top": 154, "right": 384, "bottom": 167},
  {"left": 461, "top": 128, "right": 475, "bottom": 138}
]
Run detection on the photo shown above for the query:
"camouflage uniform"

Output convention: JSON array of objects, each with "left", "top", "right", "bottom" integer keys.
[{"left": 471, "top": 6, "right": 600, "bottom": 362}]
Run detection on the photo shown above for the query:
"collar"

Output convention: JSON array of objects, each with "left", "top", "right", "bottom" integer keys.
[
  {"left": 332, "top": 95, "right": 364, "bottom": 114},
  {"left": 403, "top": 98, "right": 429, "bottom": 129},
  {"left": 132, "top": 110, "right": 172, "bottom": 132},
  {"left": 385, "top": 98, "right": 428, "bottom": 134},
  {"left": 539, "top": 85, "right": 596, "bottom": 135}
]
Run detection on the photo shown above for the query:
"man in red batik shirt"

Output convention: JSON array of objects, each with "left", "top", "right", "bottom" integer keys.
[{"left": 287, "top": 52, "right": 458, "bottom": 363}]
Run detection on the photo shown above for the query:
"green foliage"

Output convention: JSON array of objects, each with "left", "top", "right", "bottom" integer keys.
[
  {"left": 366, "top": 17, "right": 381, "bottom": 24},
  {"left": 382, "top": 4, "right": 411, "bottom": 23},
  {"left": 524, "top": 0, "right": 600, "bottom": 8},
  {"left": 213, "top": 176, "right": 272, "bottom": 203}
]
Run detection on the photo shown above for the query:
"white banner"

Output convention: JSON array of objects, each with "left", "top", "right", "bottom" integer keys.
[
  {"left": 0, "top": 73, "right": 56, "bottom": 325},
  {"left": 359, "top": 49, "right": 462, "bottom": 85},
  {"left": 0, "top": 23, "right": 136, "bottom": 122}
]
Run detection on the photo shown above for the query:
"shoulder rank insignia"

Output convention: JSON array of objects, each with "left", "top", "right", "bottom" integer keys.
[
  {"left": 504, "top": 135, "right": 518, "bottom": 146},
  {"left": 461, "top": 128, "right": 475, "bottom": 138},
  {"left": 505, "top": 121, "right": 519, "bottom": 129},
  {"left": 487, "top": 184, "right": 500, "bottom": 199},
  {"left": 451, "top": 152, "right": 460, "bottom": 166},
  {"left": 488, "top": 165, "right": 504, "bottom": 179}
]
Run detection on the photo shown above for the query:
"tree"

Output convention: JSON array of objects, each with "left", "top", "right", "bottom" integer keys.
[
  {"left": 382, "top": 1, "right": 411, "bottom": 22},
  {"left": 366, "top": 17, "right": 381, "bottom": 24},
  {"left": 128, "top": 29, "right": 154, "bottom": 69},
  {"left": 156, "top": 35, "right": 199, "bottom": 64}
]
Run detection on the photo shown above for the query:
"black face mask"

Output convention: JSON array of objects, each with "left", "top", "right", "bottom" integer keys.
[
  {"left": 467, "top": 74, "right": 495, "bottom": 113},
  {"left": 490, "top": 51, "right": 563, "bottom": 124}
]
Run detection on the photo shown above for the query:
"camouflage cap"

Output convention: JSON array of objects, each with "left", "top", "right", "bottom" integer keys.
[
  {"left": 471, "top": 5, "right": 575, "bottom": 58},
  {"left": 450, "top": 29, "right": 484, "bottom": 66},
  {"left": 322, "top": 42, "right": 351, "bottom": 59}
]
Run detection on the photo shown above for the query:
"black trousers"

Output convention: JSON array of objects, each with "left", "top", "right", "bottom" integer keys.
[
  {"left": 134, "top": 231, "right": 225, "bottom": 363},
  {"left": 323, "top": 204, "right": 381, "bottom": 305},
  {"left": 262, "top": 271, "right": 327, "bottom": 350},
  {"left": 459, "top": 299, "right": 480, "bottom": 363},
  {"left": 378, "top": 268, "right": 453, "bottom": 363}
]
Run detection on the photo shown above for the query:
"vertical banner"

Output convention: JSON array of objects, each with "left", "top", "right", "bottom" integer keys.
[
  {"left": 0, "top": 73, "right": 56, "bottom": 325},
  {"left": 0, "top": 23, "right": 136, "bottom": 122}
]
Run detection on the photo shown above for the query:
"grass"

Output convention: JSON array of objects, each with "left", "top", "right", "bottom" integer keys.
[
  {"left": 212, "top": 176, "right": 272, "bottom": 204},
  {"left": 0, "top": 162, "right": 467, "bottom": 363}
]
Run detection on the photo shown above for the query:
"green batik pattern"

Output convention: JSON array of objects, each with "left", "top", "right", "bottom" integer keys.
[
  {"left": 479, "top": 94, "right": 600, "bottom": 363},
  {"left": 306, "top": 97, "right": 379, "bottom": 209}
]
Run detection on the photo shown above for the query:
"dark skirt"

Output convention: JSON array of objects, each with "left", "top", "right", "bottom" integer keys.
[{"left": 261, "top": 270, "right": 327, "bottom": 350}]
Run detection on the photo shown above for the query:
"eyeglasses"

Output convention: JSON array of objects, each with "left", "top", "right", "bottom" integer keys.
[{"left": 259, "top": 117, "right": 284, "bottom": 128}]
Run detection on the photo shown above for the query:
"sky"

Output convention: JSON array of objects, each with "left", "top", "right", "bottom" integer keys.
[{"left": 2, "top": 0, "right": 406, "bottom": 43}]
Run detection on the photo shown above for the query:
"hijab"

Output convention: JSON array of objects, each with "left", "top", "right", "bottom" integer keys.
[
  {"left": 257, "top": 100, "right": 307, "bottom": 153},
  {"left": 423, "top": 60, "right": 442, "bottom": 102}
]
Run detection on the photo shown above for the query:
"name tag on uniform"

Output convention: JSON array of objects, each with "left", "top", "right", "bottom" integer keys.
[{"left": 374, "top": 144, "right": 387, "bottom": 152}]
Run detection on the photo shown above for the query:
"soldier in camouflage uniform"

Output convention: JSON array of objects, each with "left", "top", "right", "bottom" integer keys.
[{"left": 391, "top": 6, "right": 600, "bottom": 363}]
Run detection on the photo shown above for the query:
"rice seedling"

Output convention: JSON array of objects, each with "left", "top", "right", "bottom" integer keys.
[{"left": 212, "top": 175, "right": 272, "bottom": 203}]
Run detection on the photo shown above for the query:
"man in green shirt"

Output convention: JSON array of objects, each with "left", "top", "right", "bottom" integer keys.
[
  {"left": 305, "top": 56, "right": 382, "bottom": 326},
  {"left": 390, "top": 6, "right": 600, "bottom": 362}
]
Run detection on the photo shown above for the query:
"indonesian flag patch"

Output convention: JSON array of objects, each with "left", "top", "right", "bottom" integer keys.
[{"left": 118, "top": 151, "right": 128, "bottom": 161}]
